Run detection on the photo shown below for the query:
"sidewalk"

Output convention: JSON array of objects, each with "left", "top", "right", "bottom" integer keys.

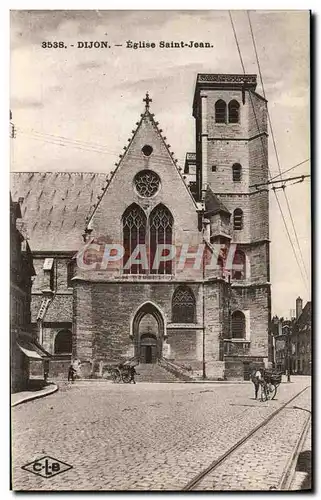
[{"left": 11, "top": 380, "right": 58, "bottom": 407}]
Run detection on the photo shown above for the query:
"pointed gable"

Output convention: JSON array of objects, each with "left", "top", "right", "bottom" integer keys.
[
  {"left": 204, "top": 186, "right": 230, "bottom": 217},
  {"left": 87, "top": 94, "right": 197, "bottom": 228},
  {"left": 88, "top": 94, "right": 200, "bottom": 245}
]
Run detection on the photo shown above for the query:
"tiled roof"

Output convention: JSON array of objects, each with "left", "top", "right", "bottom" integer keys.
[
  {"left": 10, "top": 172, "right": 106, "bottom": 252},
  {"left": 205, "top": 186, "right": 230, "bottom": 216}
]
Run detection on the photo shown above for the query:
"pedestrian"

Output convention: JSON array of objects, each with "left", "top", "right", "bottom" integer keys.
[
  {"left": 68, "top": 364, "right": 76, "bottom": 382},
  {"left": 129, "top": 365, "right": 137, "bottom": 384},
  {"left": 251, "top": 368, "right": 263, "bottom": 400},
  {"left": 44, "top": 360, "right": 49, "bottom": 384}
]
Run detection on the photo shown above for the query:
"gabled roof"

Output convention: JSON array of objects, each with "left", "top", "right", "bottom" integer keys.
[
  {"left": 204, "top": 186, "right": 230, "bottom": 216},
  {"left": 10, "top": 172, "right": 106, "bottom": 252}
]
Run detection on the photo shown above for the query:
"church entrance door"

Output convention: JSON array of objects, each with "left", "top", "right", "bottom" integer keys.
[{"left": 132, "top": 303, "right": 165, "bottom": 363}]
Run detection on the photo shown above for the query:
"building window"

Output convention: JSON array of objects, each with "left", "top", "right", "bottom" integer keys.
[
  {"left": 233, "top": 208, "right": 243, "bottom": 230},
  {"left": 211, "top": 165, "right": 217, "bottom": 172},
  {"left": 54, "top": 329, "right": 72, "bottom": 354},
  {"left": 172, "top": 286, "right": 196, "bottom": 323},
  {"left": 141, "top": 145, "right": 153, "bottom": 157},
  {"left": 232, "top": 249, "right": 246, "bottom": 280},
  {"left": 228, "top": 100, "right": 240, "bottom": 123},
  {"left": 150, "top": 204, "right": 173, "bottom": 274},
  {"left": 215, "top": 100, "right": 227, "bottom": 123},
  {"left": 232, "top": 163, "right": 242, "bottom": 182},
  {"left": 134, "top": 170, "right": 160, "bottom": 197},
  {"left": 43, "top": 257, "right": 55, "bottom": 291},
  {"left": 67, "top": 261, "right": 74, "bottom": 288},
  {"left": 231, "top": 311, "right": 246, "bottom": 338},
  {"left": 123, "top": 204, "right": 147, "bottom": 275}
]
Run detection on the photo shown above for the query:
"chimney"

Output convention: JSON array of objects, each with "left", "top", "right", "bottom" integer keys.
[{"left": 296, "top": 297, "right": 303, "bottom": 319}]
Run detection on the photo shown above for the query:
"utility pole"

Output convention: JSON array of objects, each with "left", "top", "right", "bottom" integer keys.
[{"left": 283, "top": 321, "right": 292, "bottom": 382}]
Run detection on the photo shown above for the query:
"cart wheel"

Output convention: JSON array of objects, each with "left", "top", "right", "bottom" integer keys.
[
  {"left": 122, "top": 372, "right": 131, "bottom": 384},
  {"left": 266, "top": 383, "right": 277, "bottom": 400},
  {"left": 112, "top": 370, "right": 121, "bottom": 383},
  {"left": 271, "top": 384, "right": 278, "bottom": 400},
  {"left": 260, "top": 386, "right": 267, "bottom": 402}
]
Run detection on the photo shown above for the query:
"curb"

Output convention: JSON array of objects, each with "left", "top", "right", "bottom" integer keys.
[
  {"left": 11, "top": 383, "right": 59, "bottom": 407},
  {"left": 54, "top": 378, "right": 252, "bottom": 384}
]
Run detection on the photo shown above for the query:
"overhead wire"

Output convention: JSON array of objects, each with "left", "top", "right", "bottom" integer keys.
[
  {"left": 247, "top": 10, "right": 310, "bottom": 286},
  {"left": 229, "top": 10, "right": 309, "bottom": 293},
  {"left": 16, "top": 127, "right": 189, "bottom": 167}
]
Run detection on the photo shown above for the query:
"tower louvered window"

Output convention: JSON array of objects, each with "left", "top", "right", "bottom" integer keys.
[
  {"left": 231, "top": 311, "right": 245, "bottom": 338},
  {"left": 228, "top": 100, "right": 240, "bottom": 123},
  {"left": 232, "top": 163, "right": 242, "bottom": 182},
  {"left": 215, "top": 100, "right": 227, "bottom": 123},
  {"left": 233, "top": 208, "right": 243, "bottom": 230},
  {"left": 150, "top": 204, "right": 173, "bottom": 275},
  {"left": 172, "top": 286, "right": 196, "bottom": 323},
  {"left": 232, "top": 249, "right": 246, "bottom": 280},
  {"left": 123, "top": 204, "right": 147, "bottom": 274}
]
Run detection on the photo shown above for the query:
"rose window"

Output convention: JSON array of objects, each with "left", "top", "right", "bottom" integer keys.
[{"left": 134, "top": 170, "right": 160, "bottom": 197}]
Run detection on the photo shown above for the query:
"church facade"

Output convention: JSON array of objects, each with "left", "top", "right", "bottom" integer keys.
[{"left": 11, "top": 73, "right": 271, "bottom": 380}]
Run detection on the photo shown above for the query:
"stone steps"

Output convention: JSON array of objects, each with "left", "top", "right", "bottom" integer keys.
[{"left": 135, "top": 363, "right": 180, "bottom": 383}]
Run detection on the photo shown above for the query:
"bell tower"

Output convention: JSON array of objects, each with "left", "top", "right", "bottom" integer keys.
[{"left": 193, "top": 73, "right": 271, "bottom": 373}]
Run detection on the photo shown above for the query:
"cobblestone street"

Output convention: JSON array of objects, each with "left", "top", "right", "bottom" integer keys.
[{"left": 12, "top": 377, "right": 311, "bottom": 491}]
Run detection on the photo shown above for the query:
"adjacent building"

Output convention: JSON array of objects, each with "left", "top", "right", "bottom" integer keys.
[
  {"left": 270, "top": 297, "right": 311, "bottom": 375},
  {"left": 10, "top": 194, "right": 50, "bottom": 391}
]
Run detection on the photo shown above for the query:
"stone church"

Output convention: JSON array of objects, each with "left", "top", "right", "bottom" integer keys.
[{"left": 11, "top": 73, "right": 271, "bottom": 380}]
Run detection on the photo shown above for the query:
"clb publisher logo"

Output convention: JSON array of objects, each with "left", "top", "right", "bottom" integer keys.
[{"left": 21, "top": 456, "right": 72, "bottom": 479}]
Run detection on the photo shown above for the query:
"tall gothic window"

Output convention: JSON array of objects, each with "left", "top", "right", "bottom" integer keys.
[
  {"left": 232, "top": 249, "right": 246, "bottom": 280},
  {"left": 228, "top": 100, "right": 240, "bottom": 123},
  {"left": 215, "top": 100, "right": 227, "bottom": 123},
  {"left": 149, "top": 204, "right": 173, "bottom": 274},
  {"left": 123, "top": 204, "right": 147, "bottom": 274},
  {"left": 233, "top": 208, "right": 243, "bottom": 230},
  {"left": 54, "top": 329, "right": 72, "bottom": 354},
  {"left": 232, "top": 163, "right": 242, "bottom": 182},
  {"left": 172, "top": 286, "right": 196, "bottom": 323},
  {"left": 231, "top": 311, "right": 245, "bottom": 338}
]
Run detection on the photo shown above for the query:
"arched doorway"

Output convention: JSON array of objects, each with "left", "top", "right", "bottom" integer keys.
[{"left": 132, "top": 303, "right": 165, "bottom": 363}]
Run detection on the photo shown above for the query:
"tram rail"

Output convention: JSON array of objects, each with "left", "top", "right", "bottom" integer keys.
[{"left": 182, "top": 385, "right": 311, "bottom": 491}]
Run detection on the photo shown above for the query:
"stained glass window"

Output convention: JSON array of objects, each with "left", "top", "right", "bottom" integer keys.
[
  {"left": 172, "top": 286, "right": 196, "bottom": 323},
  {"left": 149, "top": 204, "right": 173, "bottom": 274},
  {"left": 123, "top": 204, "right": 147, "bottom": 274},
  {"left": 231, "top": 311, "right": 245, "bottom": 338},
  {"left": 134, "top": 170, "right": 160, "bottom": 197}
]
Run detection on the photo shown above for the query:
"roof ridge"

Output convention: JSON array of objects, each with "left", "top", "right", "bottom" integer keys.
[{"left": 11, "top": 171, "right": 107, "bottom": 175}]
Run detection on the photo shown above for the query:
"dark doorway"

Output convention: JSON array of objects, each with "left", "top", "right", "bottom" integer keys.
[
  {"left": 145, "top": 346, "right": 152, "bottom": 364},
  {"left": 140, "top": 334, "right": 157, "bottom": 363}
]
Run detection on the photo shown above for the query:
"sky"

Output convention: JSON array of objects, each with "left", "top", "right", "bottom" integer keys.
[{"left": 9, "top": 9, "right": 311, "bottom": 317}]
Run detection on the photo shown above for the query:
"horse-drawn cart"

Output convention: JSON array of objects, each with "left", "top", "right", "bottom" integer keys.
[
  {"left": 106, "top": 360, "right": 138, "bottom": 384},
  {"left": 261, "top": 371, "right": 282, "bottom": 401}
]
